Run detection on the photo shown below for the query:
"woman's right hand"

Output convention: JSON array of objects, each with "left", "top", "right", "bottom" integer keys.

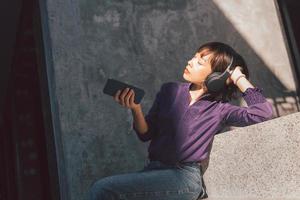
[
  {"left": 113, "top": 88, "right": 140, "bottom": 110},
  {"left": 229, "top": 66, "right": 244, "bottom": 84}
]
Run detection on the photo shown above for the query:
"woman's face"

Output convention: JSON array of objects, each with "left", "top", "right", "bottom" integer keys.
[{"left": 183, "top": 51, "right": 213, "bottom": 88}]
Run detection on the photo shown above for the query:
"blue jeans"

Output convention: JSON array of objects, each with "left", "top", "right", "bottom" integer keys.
[{"left": 88, "top": 160, "right": 206, "bottom": 200}]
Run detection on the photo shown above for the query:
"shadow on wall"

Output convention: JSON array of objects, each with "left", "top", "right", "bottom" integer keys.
[
  {"left": 80, "top": 0, "right": 299, "bottom": 119},
  {"left": 208, "top": 0, "right": 300, "bottom": 117}
]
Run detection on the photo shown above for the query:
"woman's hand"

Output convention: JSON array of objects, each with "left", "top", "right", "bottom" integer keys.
[
  {"left": 227, "top": 66, "right": 244, "bottom": 85},
  {"left": 113, "top": 88, "right": 140, "bottom": 110}
]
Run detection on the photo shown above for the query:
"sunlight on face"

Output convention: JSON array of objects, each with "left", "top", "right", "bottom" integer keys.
[{"left": 183, "top": 51, "right": 213, "bottom": 86}]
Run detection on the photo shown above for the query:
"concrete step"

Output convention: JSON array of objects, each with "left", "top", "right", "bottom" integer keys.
[{"left": 203, "top": 112, "right": 300, "bottom": 199}]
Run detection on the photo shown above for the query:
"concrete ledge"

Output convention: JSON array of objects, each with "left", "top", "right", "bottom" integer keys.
[{"left": 204, "top": 112, "right": 300, "bottom": 200}]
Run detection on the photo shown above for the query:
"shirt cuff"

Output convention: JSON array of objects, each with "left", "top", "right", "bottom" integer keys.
[{"left": 242, "top": 87, "right": 267, "bottom": 105}]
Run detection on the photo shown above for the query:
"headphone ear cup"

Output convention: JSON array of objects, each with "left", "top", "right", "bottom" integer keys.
[
  {"left": 205, "top": 56, "right": 234, "bottom": 94},
  {"left": 205, "top": 72, "right": 224, "bottom": 93}
]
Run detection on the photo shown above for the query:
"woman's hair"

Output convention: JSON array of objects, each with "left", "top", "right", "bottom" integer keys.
[{"left": 196, "top": 41, "right": 250, "bottom": 102}]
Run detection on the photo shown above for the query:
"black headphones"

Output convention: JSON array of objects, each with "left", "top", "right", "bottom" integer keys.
[{"left": 204, "top": 56, "right": 235, "bottom": 94}]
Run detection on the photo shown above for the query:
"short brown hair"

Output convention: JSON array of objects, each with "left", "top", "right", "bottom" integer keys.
[{"left": 196, "top": 42, "right": 249, "bottom": 102}]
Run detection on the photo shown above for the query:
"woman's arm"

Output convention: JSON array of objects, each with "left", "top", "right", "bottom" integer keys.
[
  {"left": 230, "top": 66, "right": 254, "bottom": 92},
  {"left": 131, "top": 84, "right": 164, "bottom": 142},
  {"left": 131, "top": 105, "right": 148, "bottom": 135},
  {"left": 221, "top": 67, "right": 274, "bottom": 127},
  {"left": 113, "top": 84, "right": 162, "bottom": 142}
]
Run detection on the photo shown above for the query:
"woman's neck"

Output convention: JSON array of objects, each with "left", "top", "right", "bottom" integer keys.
[
  {"left": 189, "top": 83, "right": 206, "bottom": 101},
  {"left": 190, "top": 83, "right": 202, "bottom": 91},
  {"left": 189, "top": 83, "right": 207, "bottom": 93}
]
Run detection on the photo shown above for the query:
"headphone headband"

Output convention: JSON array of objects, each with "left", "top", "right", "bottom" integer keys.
[
  {"left": 229, "top": 56, "right": 233, "bottom": 67},
  {"left": 226, "top": 56, "right": 234, "bottom": 73}
]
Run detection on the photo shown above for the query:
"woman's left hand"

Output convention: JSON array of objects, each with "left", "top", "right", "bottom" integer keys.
[{"left": 227, "top": 66, "right": 244, "bottom": 85}]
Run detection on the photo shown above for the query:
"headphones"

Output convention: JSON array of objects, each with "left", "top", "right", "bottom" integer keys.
[{"left": 204, "top": 56, "right": 235, "bottom": 94}]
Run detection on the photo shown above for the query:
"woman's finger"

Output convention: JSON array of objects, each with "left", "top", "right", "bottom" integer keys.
[
  {"left": 129, "top": 90, "right": 135, "bottom": 105},
  {"left": 120, "top": 88, "right": 130, "bottom": 106},
  {"left": 114, "top": 90, "right": 121, "bottom": 102},
  {"left": 226, "top": 77, "right": 233, "bottom": 85},
  {"left": 125, "top": 89, "right": 133, "bottom": 107},
  {"left": 235, "top": 66, "right": 243, "bottom": 72}
]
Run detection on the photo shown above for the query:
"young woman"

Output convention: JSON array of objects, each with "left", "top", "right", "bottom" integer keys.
[{"left": 89, "top": 42, "right": 273, "bottom": 200}]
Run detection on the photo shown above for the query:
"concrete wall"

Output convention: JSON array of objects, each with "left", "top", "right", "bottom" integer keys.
[
  {"left": 204, "top": 111, "right": 300, "bottom": 200},
  {"left": 41, "top": 0, "right": 299, "bottom": 199}
]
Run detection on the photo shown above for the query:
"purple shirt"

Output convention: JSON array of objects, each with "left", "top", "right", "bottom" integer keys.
[{"left": 133, "top": 81, "right": 273, "bottom": 165}]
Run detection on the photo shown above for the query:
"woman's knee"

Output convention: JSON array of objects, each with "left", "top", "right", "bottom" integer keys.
[{"left": 88, "top": 178, "right": 117, "bottom": 200}]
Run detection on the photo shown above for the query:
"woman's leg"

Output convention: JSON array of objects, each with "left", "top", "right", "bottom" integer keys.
[{"left": 88, "top": 161, "right": 203, "bottom": 200}]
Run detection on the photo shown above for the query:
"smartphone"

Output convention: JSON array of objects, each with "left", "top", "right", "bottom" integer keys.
[{"left": 103, "top": 78, "right": 145, "bottom": 104}]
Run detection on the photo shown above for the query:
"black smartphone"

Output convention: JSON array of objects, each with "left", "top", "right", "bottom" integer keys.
[{"left": 103, "top": 78, "right": 145, "bottom": 104}]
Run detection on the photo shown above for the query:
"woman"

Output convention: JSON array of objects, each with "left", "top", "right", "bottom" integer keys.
[{"left": 89, "top": 42, "right": 273, "bottom": 200}]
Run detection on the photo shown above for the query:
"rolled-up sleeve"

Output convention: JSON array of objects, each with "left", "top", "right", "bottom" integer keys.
[
  {"left": 132, "top": 84, "right": 164, "bottom": 142},
  {"left": 221, "top": 87, "right": 274, "bottom": 127}
]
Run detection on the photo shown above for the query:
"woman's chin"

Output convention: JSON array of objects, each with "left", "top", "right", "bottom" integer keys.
[
  {"left": 182, "top": 74, "right": 190, "bottom": 82},
  {"left": 183, "top": 73, "right": 189, "bottom": 80}
]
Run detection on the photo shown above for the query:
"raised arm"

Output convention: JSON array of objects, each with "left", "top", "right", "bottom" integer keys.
[{"left": 221, "top": 67, "right": 273, "bottom": 127}]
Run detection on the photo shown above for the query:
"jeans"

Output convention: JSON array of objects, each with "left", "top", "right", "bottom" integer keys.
[{"left": 88, "top": 160, "right": 206, "bottom": 200}]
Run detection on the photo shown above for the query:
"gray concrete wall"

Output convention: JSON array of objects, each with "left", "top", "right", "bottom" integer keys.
[
  {"left": 42, "top": 0, "right": 299, "bottom": 199},
  {"left": 204, "top": 111, "right": 300, "bottom": 200}
]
